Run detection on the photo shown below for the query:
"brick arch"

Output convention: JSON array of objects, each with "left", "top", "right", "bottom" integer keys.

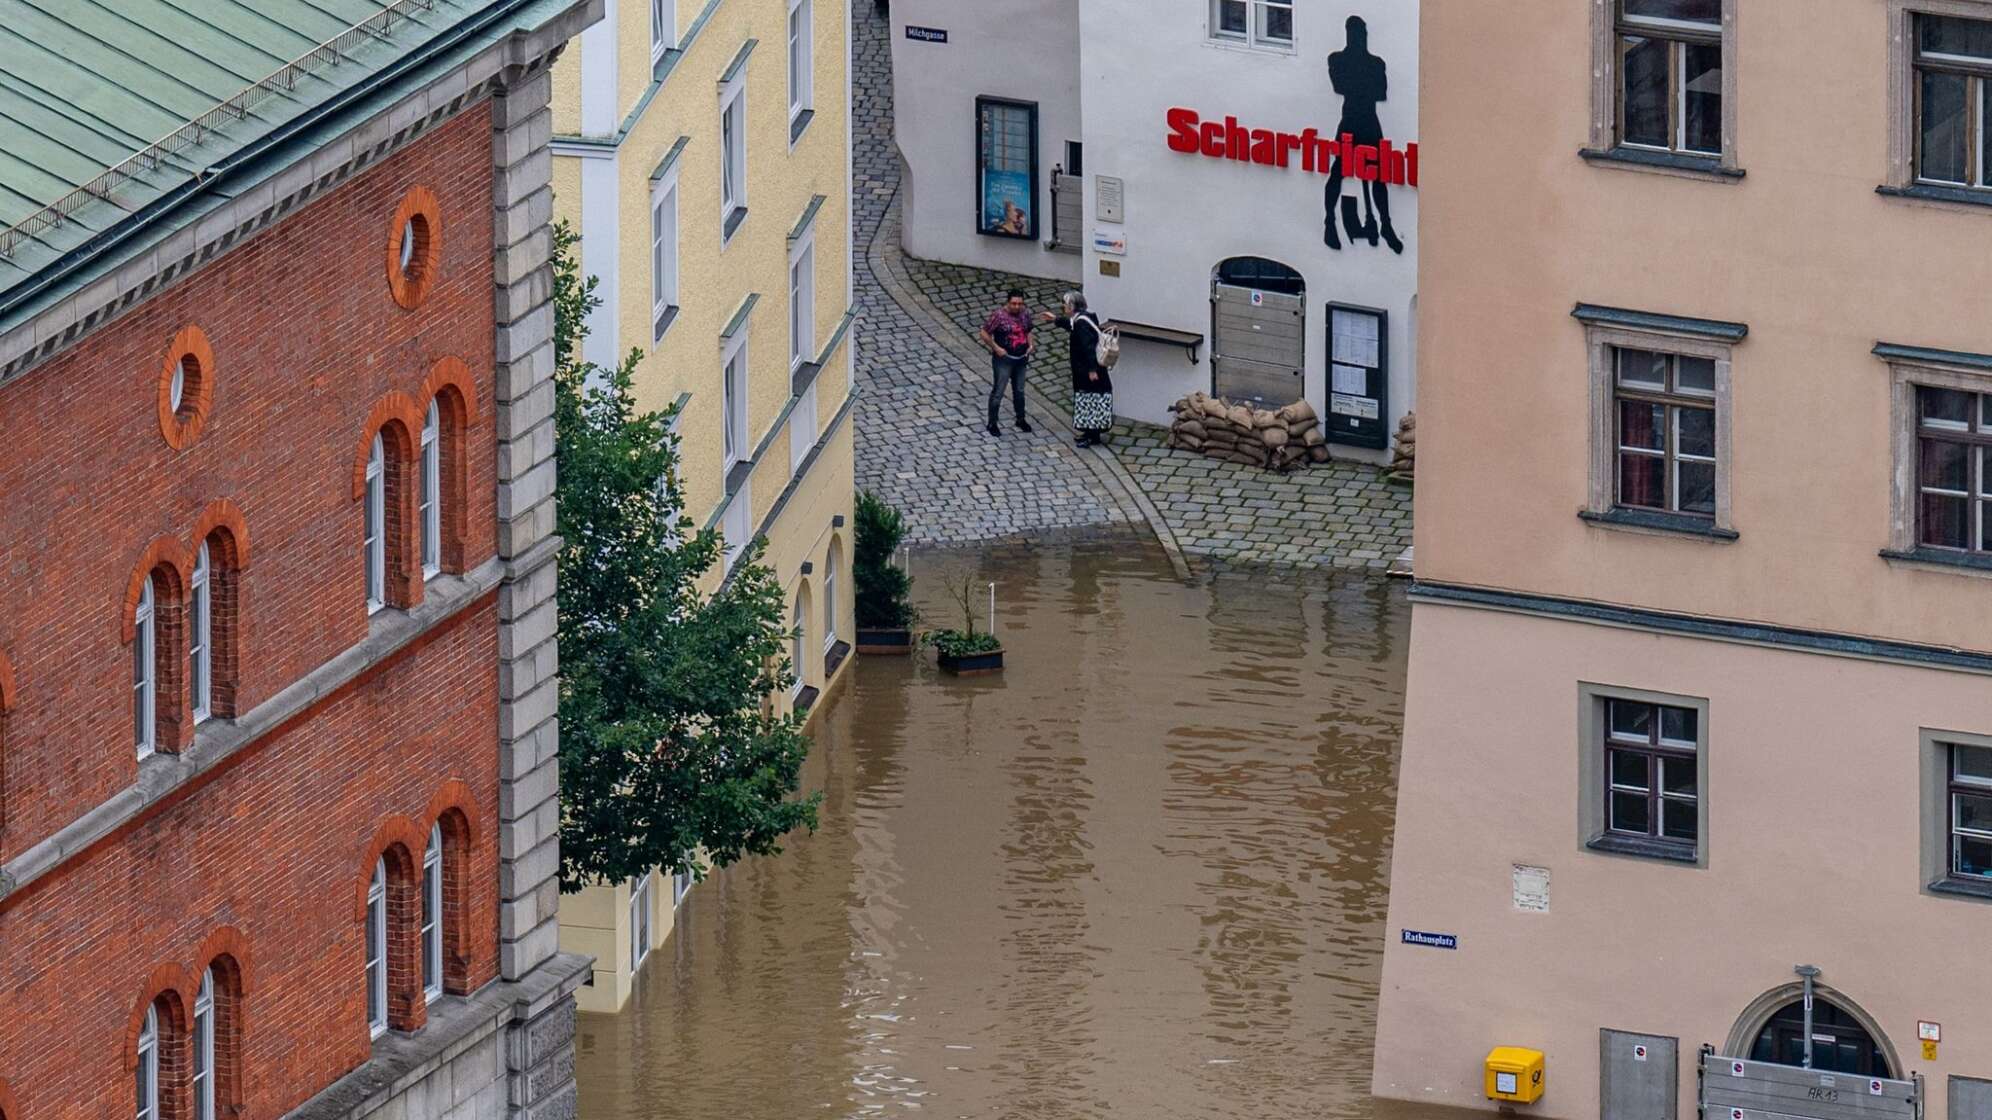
[
  {"left": 354, "top": 815, "right": 428, "bottom": 921},
  {"left": 0, "top": 1077, "right": 17, "bottom": 1120},
  {"left": 189, "top": 499, "right": 251, "bottom": 572},
  {"left": 123, "top": 961, "right": 195, "bottom": 1070},
  {"left": 422, "top": 779, "right": 483, "bottom": 847},
  {"left": 0, "top": 645, "right": 15, "bottom": 712},
  {"left": 350, "top": 392, "right": 425, "bottom": 501},
  {"left": 121, "top": 536, "right": 193, "bottom": 643},
  {"left": 191, "top": 926, "right": 253, "bottom": 996},
  {"left": 419, "top": 356, "right": 480, "bottom": 428}
]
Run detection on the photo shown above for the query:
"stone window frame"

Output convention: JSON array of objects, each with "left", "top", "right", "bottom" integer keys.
[
  {"left": 1882, "top": 0, "right": 1992, "bottom": 207},
  {"left": 1577, "top": 305, "right": 1742, "bottom": 542},
  {"left": 1879, "top": 345, "right": 1992, "bottom": 576},
  {"left": 1920, "top": 726, "right": 1992, "bottom": 902},
  {"left": 1577, "top": 682, "right": 1711, "bottom": 868},
  {"left": 1584, "top": 0, "right": 1743, "bottom": 181}
]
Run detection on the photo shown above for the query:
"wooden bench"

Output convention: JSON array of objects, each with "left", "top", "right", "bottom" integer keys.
[{"left": 1104, "top": 319, "right": 1205, "bottom": 364}]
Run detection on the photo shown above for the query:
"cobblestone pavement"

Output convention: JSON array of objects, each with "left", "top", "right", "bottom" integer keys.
[
  {"left": 849, "top": 0, "right": 1413, "bottom": 571},
  {"left": 849, "top": 0, "right": 1131, "bottom": 546}
]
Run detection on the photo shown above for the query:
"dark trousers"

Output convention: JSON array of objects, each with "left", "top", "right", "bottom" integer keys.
[{"left": 988, "top": 354, "right": 1028, "bottom": 427}]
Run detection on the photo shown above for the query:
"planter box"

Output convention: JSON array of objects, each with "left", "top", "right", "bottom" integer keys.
[
  {"left": 937, "top": 647, "right": 1004, "bottom": 676},
  {"left": 856, "top": 627, "right": 914, "bottom": 655}
]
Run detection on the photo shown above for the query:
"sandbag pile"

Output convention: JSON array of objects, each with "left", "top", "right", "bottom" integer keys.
[
  {"left": 1388, "top": 411, "right": 1416, "bottom": 482},
  {"left": 1166, "top": 392, "right": 1330, "bottom": 472}
]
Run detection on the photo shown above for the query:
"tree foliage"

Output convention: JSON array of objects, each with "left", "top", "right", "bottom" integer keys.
[{"left": 552, "top": 220, "right": 819, "bottom": 892}]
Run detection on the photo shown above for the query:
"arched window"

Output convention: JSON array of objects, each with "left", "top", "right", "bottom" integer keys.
[
  {"left": 822, "top": 547, "right": 839, "bottom": 652},
  {"left": 422, "top": 824, "right": 443, "bottom": 1001},
  {"left": 191, "top": 967, "right": 214, "bottom": 1120},
  {"left": 790, "top": 593, "right": 808, "bottom": 699},
  {"left": 189, "top": 543, "right": 210, "bottom": 723},
  {"left": 134, "top": 580, "right": 156, "bottom": 758},
  {"left": 366, "top": 858, "right": 387, "bottom": 1037},
  {"left": 419, "top": 401, "right": 440, "bottom": 578},
  {"left": 136, "top": 1003, "right": 158, "bottom": 1120},
  {"left": 365, "top": 435, "right": 386, "bottom": 612}
]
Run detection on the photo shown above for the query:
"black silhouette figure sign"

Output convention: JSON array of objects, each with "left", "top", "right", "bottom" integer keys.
[{"left": 1324, "top": 16, "right": 1402, "bottom": 254}]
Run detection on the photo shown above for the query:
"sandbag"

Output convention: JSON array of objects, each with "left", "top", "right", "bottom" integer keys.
[{"left": 1260, "top": 427, "right": 1289, "bottom": 449}]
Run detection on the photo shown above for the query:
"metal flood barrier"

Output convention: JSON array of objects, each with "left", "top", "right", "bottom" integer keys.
[
  {"left": 1210, "top": 282, "right": 1304, "bottom": 409},
  {"left": 1700, "top": 1048, "right": 1921, "bottom": 1120}
]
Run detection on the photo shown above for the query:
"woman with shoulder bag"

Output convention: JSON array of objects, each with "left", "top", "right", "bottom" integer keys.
[{"left": 1038, "top": 291, "right": 1115, "bottom": 448}]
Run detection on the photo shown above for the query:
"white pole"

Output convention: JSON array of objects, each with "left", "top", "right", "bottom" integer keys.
[{"left": 988, "top": 582, "right": 996, "bottom": 634}]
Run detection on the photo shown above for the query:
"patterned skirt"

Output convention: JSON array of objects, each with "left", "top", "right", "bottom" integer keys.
[{"left": 1073, "top": 391, "right": 1114, "bottom": 433}]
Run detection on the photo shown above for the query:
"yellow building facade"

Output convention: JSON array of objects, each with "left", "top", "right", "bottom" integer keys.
[{"left": 550, "top": 0, "right": 855, "bottom": 1014}]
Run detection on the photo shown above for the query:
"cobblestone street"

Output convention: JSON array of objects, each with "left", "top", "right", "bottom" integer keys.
[{"left": 850, "top": 0, "right": 1413, "bottom": 571}]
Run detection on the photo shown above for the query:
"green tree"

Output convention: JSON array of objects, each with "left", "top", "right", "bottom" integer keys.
[{"left": 551, "top": 220, "right": 819, "bottom": 892}]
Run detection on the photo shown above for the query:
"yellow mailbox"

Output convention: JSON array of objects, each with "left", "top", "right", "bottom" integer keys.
[{"left": 1484, "top": 1047, "right": 1546, "bottom": 1104}]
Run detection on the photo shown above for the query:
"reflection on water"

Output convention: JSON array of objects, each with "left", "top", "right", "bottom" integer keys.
[{"left": 576, "top": 539, "right": 1411, "bottom": 1119}]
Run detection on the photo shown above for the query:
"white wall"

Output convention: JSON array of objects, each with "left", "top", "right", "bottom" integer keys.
[
  {"left": 1078, "top": 0, "right": 1419, "bottom": 461},
  {"left": 889, "top": 0, "right": 1081, "bottom": 282}
]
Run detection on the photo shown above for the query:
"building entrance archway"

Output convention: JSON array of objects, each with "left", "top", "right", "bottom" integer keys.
[
  {"left": 1723, "top": 980, "right": 1903, "bottom": 1081},
  {"left": 1210, "top": 256, "right": 1305, "bottom": 409}
]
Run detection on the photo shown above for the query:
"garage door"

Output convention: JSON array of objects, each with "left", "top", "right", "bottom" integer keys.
[
  {"left": 1702, "top": 1052, "right": 1920, "bottom": 1120},
  {"left": 1211, "top": 282, "right": 1303, "bottom": 409}
]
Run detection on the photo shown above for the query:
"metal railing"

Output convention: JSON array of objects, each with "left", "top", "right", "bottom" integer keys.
[{"left": 0, "top": 0, "right": 439, "bottom": 258}]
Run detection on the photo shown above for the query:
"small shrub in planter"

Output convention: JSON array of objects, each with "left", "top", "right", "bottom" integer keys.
[
  {"left": 924, "top": 574, "right": 1003, "bottom": 675},
  {"left": 854, "top": 490, "right": 917, "bottom": 654}
]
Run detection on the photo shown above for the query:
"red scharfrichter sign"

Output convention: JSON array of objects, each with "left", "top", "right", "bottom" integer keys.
[{"left": 1165, "top": 107, "right": 1418, "bottom": 187}]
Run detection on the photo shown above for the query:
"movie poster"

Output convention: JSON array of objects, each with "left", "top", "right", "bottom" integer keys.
[{"left": 976, "top": 97, "right": 1037, "bottom": 239}]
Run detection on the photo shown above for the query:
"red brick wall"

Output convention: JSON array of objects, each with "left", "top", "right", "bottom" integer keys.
[{"left": 0, "top": 101, "right": 503, "bottom": 1115}]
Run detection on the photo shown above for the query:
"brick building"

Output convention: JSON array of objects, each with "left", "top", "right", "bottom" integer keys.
[{"left": 0, "top": 2, "right": 598, "bottom": 1118}]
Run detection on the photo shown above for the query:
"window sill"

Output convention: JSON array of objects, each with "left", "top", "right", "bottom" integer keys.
[
  {"left": 721, "top": 206, "right": 749, "bottom": 245},
  {"left": 789, "top": 108, "right": 815, "bottom": 147},
  {"left": 653, "top": 304, "right": 680, "bottom": 343},
  {"left": 1579, "top": 146, "right": 1744, "bottom": 182},
  {"left": 1580, "top": 507, "right": 1739, "bottom": 541},
  {"left": 1880, "top": 547, "right": 1992, "bottom": 578},
  {"left": 1587, "top": 833, "right": 1700, "bottom": 864},
  {"left": 793, "top": 685, "right": 820, "bottom": 714},
  {"left": 824, "top": 639, "right": 851, "bottom": 678},
  {"left": 1877, "top": 183, "right": 1992, "bottom": 211},
  {"left": 1929, "top": 876, "right": 1992, "bottom": 902}
]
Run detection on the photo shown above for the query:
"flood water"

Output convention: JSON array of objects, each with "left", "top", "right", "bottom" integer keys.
[{"left": 575, "top": 538, "right": 1412, "bottom": 1119}]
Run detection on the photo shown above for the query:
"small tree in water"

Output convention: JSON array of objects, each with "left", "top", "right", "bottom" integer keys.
[
  {"left": 552, "top": 220, "right": 819, "bottom": 892},
  {"left": 853, "top": 490, "right": 915, "bottom": 629}
]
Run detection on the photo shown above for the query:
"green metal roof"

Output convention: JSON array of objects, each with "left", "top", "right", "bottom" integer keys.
[{"left": 0, "top": 0, "right": 486, "bottom": 306}]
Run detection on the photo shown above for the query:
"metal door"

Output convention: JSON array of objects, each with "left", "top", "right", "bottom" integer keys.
[
  {"left": 1211, "top": 282, "right": 1304, "bottom": 408},
  {"left": 1700, "top": 1051, "right": 1919, "bottom": 1120},
  {"left": 1048, "top": 171, "right": 1082, "bottom": 254}
]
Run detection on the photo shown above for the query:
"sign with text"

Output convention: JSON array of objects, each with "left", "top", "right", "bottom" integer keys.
[
  {"left": 904, "top": 25, "right": 947, "bottom": 43},
  {"left": 1400, "top": 929, "right": 1457, "bottom": 950}
]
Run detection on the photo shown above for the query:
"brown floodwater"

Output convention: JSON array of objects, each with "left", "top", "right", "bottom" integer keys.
[{"left": 575, "top": 539, "right": 1412, "bottom": 1119}]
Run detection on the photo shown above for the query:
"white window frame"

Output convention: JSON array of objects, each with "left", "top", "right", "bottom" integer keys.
[
  {"left": 192, "top": 967, "right": 215, "bottom": 1120},
  {"left": 137, "top": 1003, "right": 159, "bottom": 1120},
  {"left": 651, "top": 173, "right": 681, "bottom": 340},
  {"left": 367, "top": 858, "right": 388, "bottom": 1038},
  {"left": 420, "top": 402, "right": 440, "bottom": 579},
  {"left": 1208, "top": 0, "right": 1294, "bottom": 51},
  {"left": 790, "top": 380, "right": 818, "bottom": 472},
  {"left": 1588, "top": 0, "right": 1740, "bottom": 173},
  {"left": 365, "top": 433, "right": 386, "bottom": 612},
  {"left": 650, "top": 0, "right": 673, "bottom": 65},
  {"left": 422, "top": 823, "right": 444, "bottom": 1001},
  {"left": 789, "top": 232, "right": 816, "bottom": 371},
  {"left": 790, "top": 593, "right": 808, "bottom": 699},
  {"left": 720, "top": 77, "right": 749, "bottom": 241},
  {"left": 134, "top": 578, "right": 155, "bottom": 759},
  {"left": 629, "top": 874, "right": 653, "bottom": 969},
  {"left": 787, "top": 0, "right": 814, "bottom": 135},
  {"left": 723, "top": 333, "right": 750, "bottom": 468},
  {"left": 189, "top": 542, "right": 211, "bottom": 723},
  {"left": 723, "top": 480, "right": 753, "bottom": 572},
  {"left": 673, "top": 863, "right": 694, "bottom": 907},
  {"left": 822, "top": 546, "right": 839, "bottom": 652}
]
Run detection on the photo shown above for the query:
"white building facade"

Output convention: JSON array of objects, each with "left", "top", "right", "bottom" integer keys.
[{"left": 891, "top": 0, "right": 1419, "bottom": 462}]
